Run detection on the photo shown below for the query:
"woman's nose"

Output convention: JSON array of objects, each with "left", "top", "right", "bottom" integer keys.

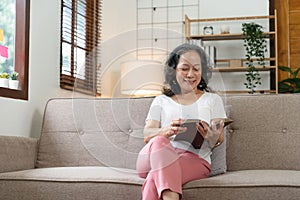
[{"left": 187, "top": 68, "right": 194, "bottom": 77}]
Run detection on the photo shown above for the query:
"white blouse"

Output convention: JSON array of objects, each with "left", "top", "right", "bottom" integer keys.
[{"left": 146, "top": 92, "right": 227, "bottom": 164}]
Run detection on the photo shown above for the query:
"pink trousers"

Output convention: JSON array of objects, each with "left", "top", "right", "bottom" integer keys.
[{"left": 136, "top": 136, "right": 211, "bottom": 200}]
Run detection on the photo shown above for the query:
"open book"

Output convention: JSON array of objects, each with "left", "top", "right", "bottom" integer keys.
[{"left": 173, "top": 118, "right": 233, "bottom": 149}]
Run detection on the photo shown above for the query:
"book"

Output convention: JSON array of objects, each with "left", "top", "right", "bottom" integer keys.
[{"left": 173, "top": 118, "right": 233, "bottom": 149}]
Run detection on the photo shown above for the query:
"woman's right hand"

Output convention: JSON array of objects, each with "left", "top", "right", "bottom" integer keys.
[
  {"left": 197, "top": 120, "right": 224, "bottom": 148},
  {"left": 160, "top": 118, "right": 187, "bottom": 138},
  {"left": 143, "top": 119, "right": 186, "bottom": 143}
]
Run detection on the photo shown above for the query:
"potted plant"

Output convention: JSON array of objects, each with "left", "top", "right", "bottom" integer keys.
[
  {"left": 242, "top": 22, "right": 267, "bottom": 94},
  {"left": 278, "top": 66, "right": 300, "bottom": 93},
  {"left": 0, "top": 72, "right": 9, "bottom": 88},
  {"left": 9, "top": 71, "right": 19, "bottom": 90}
]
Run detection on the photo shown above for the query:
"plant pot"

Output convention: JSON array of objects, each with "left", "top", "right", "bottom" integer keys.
[
  {"left": 9, "top": 80, "right": 19, "bottom": 90},
  {"left": 0, "top": 78, "right": 9, "bottom": 88}
]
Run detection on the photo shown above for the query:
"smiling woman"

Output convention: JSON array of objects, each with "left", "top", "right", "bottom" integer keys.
[{"left": 0, "top": 0, "right": 30, "bottom": 100}]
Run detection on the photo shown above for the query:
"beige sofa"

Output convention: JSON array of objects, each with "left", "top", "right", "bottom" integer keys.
[{"left": 0, "top": 94, "right": 300, "bottom": 200}]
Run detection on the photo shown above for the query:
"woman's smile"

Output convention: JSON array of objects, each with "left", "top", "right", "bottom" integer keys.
[
  {"left": 183, "top": 79, "right": 197, "bottom": 85},
  {"left": 176, "top": 50, "right": 202, "bottom": 93}
]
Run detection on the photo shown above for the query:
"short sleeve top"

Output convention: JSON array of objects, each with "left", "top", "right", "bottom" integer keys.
[{"left": 146, "top": 92, "right": 227, "bottom": 164}]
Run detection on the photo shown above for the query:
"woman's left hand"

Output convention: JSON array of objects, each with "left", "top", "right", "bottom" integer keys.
[{"left": 197, "top": 120, "right": 224, "bottom": 148}]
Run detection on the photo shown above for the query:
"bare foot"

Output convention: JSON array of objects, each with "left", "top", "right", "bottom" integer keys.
[{"left": 162, "top": 190, "right": 180, "bottom": 200}]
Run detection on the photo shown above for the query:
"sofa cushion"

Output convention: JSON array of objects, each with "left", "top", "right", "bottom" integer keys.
[
  {"left": 36, "top": 97, "right": 230, "bottom": 177},
  {"left": 1, "top": 167, "right": 299, "bottom": 200},
  {"left": 0, "top": 167, "right": 143, "bottom": 200},
  {"left": 36, "top": 98, "right": 152, "bottom": 169},
  {"left": 210, "top": 132, "right": 226, "bottom": 176},
  {"left": 0, "top": 136, "right": 37, "bottom": 173},
  {"left": 209, "top": 104, "right": 232, "bottom": 176},
  {"left": 226, "top": 94, "right": 300, "bottom": 171},
  {"left": 185, "top": 170, "right": 300, "bottom": 187},
  {"left": 0, "top": 166, "right": 143, "bottom": 183},
  {"left": 183, "top": 170, "right": 300, "bottom": 200}
]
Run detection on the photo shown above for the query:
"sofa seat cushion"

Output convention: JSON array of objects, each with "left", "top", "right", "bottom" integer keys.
[
  {"left": 0, "top": 166, "right": 144, "bottom": 200},
  {"left": 182, "top": 170, "right": 300, "bottom": 200},
  {"left": 1, "top": 168, "right": 300, "bottom": 200},
  {"left": 185, "top": 170, "right": 300, "bottom": 188},
  {"left": 0, "top": 166, "right": 144, "bottom": 184}
]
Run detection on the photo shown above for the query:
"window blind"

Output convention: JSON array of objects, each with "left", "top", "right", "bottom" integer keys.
[{"left": 60, "top": 0, "right": 102, "bottom": 96}]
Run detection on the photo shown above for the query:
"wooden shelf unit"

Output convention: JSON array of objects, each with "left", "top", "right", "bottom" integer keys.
[
  {"left": 216, "top": 90, "right": 277, "bottom": 95},
  {"left": 184, "top": 14, "right": 276, "bottom": 40},
  {"left": 184, "top": 11, "right": 278, "bottom": 94},
  {"left": 211, "top": 66, "right": 276, "bottom": 73},
  {"left": 187, "top": 32, "right": 275, "bottom": 41}
]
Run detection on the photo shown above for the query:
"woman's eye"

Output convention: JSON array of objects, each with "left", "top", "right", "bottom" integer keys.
[
  {"left": 193, "top": 65, "right": 201, "bottom": 71},
  {"left": 182, "top": 68, "right": 189, "bottom": 71}
]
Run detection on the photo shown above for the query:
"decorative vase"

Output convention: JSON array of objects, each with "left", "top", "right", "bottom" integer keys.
[
  {"left": 0, "top": 78, "right": 9, "bottom": 88},
  {"left": 9, "top": 80, "right": 19, "bottom": 90},
  {"left": 220, "top": 25, "right": 230, "bottom": 34}
]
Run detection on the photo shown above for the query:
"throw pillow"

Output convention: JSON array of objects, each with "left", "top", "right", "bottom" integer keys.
[{"left": 209, "top": 104, "right": 232, "bottom": 176}]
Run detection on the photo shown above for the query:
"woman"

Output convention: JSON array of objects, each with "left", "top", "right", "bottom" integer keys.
[{"left": 136, "top": 43, "right": 227, "bottom": 200}]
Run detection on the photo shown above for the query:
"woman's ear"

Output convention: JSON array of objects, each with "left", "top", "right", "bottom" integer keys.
[
  {"left": 167, "top": 52, "right": 178, "bottom": 69},
  {"left": 168, "top": 60, "right": 176, "bottom": 69}
]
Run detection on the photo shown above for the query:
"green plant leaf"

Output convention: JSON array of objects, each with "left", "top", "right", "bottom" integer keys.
[
  {"left": 281, "top": 78, "right": 298, "bottom": 85},
  {"left": 278, "top": 82, "right": 293, "bottom": 93},
  {"left": 294, "top": 88, "right": 300, "bottom": 93},
  {"left": 293, "top": 67, "right": 300, "bottom": 78},
  {"left": 242, "top": 22, "right": 266, "bottom": 93},
  {"left": 278, "top": 66, "right": 293, "bottom": 74},
  {"left": 294, "top": 78, "right": 300, "bottom": 88}
]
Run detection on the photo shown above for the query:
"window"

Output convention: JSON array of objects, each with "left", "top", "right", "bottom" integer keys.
[
  {"left": 60, "top": 0, "right": 102, "bottom": 96},
  {"left": 0, "top": 0, "right": 30, "bottom": 100}
]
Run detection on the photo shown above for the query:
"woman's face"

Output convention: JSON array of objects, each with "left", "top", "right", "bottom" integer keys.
[{"left": 175, "top": 50, "right": 202, "bottom": 94}]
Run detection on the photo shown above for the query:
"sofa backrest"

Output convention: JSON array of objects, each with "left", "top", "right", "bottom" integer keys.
[
  {"left": 36, "top": 97, "right": 152, "bottom": 169},
  {"left": 36, "top": 94, "right": 300, "bottom": 171},
  {"left": 225, "top": 94, "right": 300, "bottom": 171}
]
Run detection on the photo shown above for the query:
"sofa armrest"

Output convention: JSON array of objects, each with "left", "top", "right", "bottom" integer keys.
[{"left": 0, "top": 135, "right": 38, "bottom": 173}]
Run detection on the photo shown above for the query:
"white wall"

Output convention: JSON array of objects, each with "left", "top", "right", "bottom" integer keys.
[
  {"left": 0, "top": 0, "right": 91, "bottom": 138},
  {"left": 102, "top": 0, "right": 270, "bottom": 96},
  {"left": 0, "top": 0, "right": 269, "bottom": 138},
  {"left": 101, "top": 0, "right": 136, "bottom": 97},
  {"left": 0, "top": 0, "right": 61, "bottom": 138},
  {"left": 0, "top": 0, "right": 136, "bottom": 138}
]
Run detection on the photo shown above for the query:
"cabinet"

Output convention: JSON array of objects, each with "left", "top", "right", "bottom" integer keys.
[{"left": 184, "top": 10, "right": 278, "bottom": 94}]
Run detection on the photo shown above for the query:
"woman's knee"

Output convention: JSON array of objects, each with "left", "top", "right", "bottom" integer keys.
[
  {"left": 150, "top": 135, "right": 170, "bottom": 146},
  {"left": 137, "top": 171, "right": 148, "bottom": 179}
]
